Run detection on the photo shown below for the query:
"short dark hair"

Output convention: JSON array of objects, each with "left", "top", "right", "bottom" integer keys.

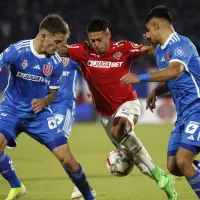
[
  {"left": 145, "top": 5, "right": 173, "bottom": 24},
  {"left": 39, "top": 14, "right": 68, "bottom": 35},
  {"left": 86, "top": 18, "right": 109, "bottom": 33}
]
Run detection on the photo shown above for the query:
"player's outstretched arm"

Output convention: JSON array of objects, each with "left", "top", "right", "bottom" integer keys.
[
  {"left": 146, "top": 82, "right": 169, "bottom": 112},
  {"left": 139, "top": 45, "right": 155, "bottom": 56},
  {"left": 31, "top": 89, "right": 58, "bottom": 113},
  {"left": 139, "top": 32, "right": 157, "bottom": 56},
  {"left": 120, "top": 61, "right": 185, "bottom": 84}
]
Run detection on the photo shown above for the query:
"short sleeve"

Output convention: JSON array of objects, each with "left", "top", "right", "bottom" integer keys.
[
  {"left": 49, "top": 62, "right": 63, "bottom": 89},
  {"left": 0, "top": 44, "right": 18, "bottom": 71},
  {"left": 169, "top": 41, "right": 192, "bottom": 68},
  {"left": 66, "top": 43, "right": 84, "bottom": 63},
  {"left": 125, "top": 40, "right": 143, "bottom": 58}
]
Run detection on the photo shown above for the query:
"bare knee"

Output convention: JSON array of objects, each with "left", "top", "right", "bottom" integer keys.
[
  {"left": 176, "top": 155, "right": 191, "bottom": 172},
  {"left": 53, "top": 144, "right": 78, "bottom": 171},
  {"left": 167, "top": 158, "right": 183, "bottom": 176},
  {"left": 111, "top": 117, "right": 132, "bottom": 142}
]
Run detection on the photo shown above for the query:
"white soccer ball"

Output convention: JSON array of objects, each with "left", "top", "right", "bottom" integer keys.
[{"left": 106, "top": 149, "right": 134, "bottom": 177}]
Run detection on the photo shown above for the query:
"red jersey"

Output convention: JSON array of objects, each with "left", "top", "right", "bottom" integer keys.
[{"left": 66, "top": 40, "right": 142, "bottom": 116}]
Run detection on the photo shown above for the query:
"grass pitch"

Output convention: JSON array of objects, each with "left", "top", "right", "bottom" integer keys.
[{"left": 0, "top": 123, "right": 198, "bottom": 200}]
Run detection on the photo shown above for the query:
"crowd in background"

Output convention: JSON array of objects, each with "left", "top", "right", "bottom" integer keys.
[{"left": 0, "top": 0, "right": 199, "bottom": 99}]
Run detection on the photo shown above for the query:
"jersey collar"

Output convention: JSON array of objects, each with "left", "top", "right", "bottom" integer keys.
[
  {"left": 30, "top": 40, "right": 46, "bottom": 58},
  {"left": 161, "top": 32, "right": 176, "bottom": 49}
]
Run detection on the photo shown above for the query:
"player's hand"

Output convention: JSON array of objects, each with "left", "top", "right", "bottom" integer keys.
[
  {"left": 57, "top": 45, "right": 68, "bottom": 57},
  {"left": 31, "top": 99, "right": 45, "bottom": 113},
  {"left": 143, "top": 32, "right": 157, "bottom": 48},
  {"left": 146, "top": 90, "right": 157, "bottom": 112},
  {"left": 143, "top": 32, "right": 151, "bottom": 42},
  {"left": 120, "top": 73, "right": 140, "bottom": 85}
]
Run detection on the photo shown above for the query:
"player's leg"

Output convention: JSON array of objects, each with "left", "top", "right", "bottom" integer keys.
[
  {"left": 27, "top": 109, "right": 94, "bottom": 200},
  {"left": 52, "top": 105, "right": 96, "bottom": 200},
  {"left": 176, "top": 146, "right": 200, "bottom": 198},
  {"left": 176, "top": 115, "right": 200, "bottom": 198},
  {"left": 0, "top": 111, "right": 26, "bottom": 199},
  {"left": 52, "top": 144, "right": 94, "bottom": 200},
  {"left": 101, "top": 100, "right": 177, "bottom": 199},
  {"left": 167, "top": 123, "right": 183, "bottom": 176}
]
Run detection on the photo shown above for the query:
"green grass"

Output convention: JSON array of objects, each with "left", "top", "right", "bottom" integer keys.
[{"left": 0, "top": 123, "right": 198, "bottom": 200}]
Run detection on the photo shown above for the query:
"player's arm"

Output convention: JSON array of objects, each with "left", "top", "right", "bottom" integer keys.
[
  {"left": 0, "top": 45, "right": 18, "bottom": 71},
  {"left": 32, "top": 59, "right": 63, "bottom": 113},
  {"left": 32, "top": 89, "right": 58, "bottom": 113},
  {"left": 57, "top": 43, "right": 83, "bottom": 64},
  {"left": 146, "top": 82, "right": 169, "bottom": 112},
  {"left": 139, "top": 45, "right": 155, "bottom": 56},
  {"left": 138, "top": 32, "right": 157, "bottom": 57},
  {"left": 57, "top": 44, "right": 69, "bottom": 57},
  {"left": 121, "top": 61, "right": 185, "bottom": 84}
]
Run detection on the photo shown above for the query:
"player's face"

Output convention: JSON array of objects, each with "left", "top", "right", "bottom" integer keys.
[
  {"left": 146, "top": 19, "right": 161, "bottom": 44},
  {"left": 88, "top": 31, "right": 111, "bottom": 54},
  {"left": 42, "top": 32, "right": 68, "bottom": 56}
]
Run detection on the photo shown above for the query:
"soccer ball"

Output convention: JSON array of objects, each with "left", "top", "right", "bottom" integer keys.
[{"left": 106, "top": 149, "right": 134, "bottom": 177}]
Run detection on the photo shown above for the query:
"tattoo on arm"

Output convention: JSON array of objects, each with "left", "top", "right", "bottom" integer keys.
[{"left": 43, "top": 89, "right": 58, "bottom": 107}]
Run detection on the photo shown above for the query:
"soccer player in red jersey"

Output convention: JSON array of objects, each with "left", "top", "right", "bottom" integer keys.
[{"left": 59, "top": 19, "right": 177, "bottom": 200}]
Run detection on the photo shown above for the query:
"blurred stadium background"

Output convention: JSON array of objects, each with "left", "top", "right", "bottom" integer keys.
[{"left": 0, "top": 0, "right": 200, "bottom": 199}]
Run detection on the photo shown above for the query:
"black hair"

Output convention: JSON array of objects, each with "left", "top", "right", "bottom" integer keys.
[
  {"left": 86, "top": 18, "right": 109, "bottom": 33},
  {"left": 39, "top": 14, "right": 68, "bottom": 34},
  {"left": 145, "top": 5, "right": 173, "bottom": 24}
]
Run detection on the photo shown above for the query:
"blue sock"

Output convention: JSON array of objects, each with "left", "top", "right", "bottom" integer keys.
[
  {"left": 187, "top": 170, "right": 200, "bottom": 198},
  {"left": 65, "top": 164, "right": 94, "bottom": 200},
  {"left": 193, "top": 160, "right": 200, "bottom": 171},
  {"left": 0, "top": 151, "right": 21, "bottom": 188}
]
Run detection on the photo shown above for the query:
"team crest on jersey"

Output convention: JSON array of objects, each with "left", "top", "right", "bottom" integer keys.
[
  {"left": 166, "top": 51, "right": 170, "bottom": 62},
  {"left": 43, "top": 65, "right": 53, "bottom": 75},
  {"left": 21, "top": 60, "right": 28, "bottom": 69},
  {"left": 61, "top": 57, "right": 69, "bottom": 66},
  {"left": 113, "top": 52, "right": 122, "bottom": 60}
]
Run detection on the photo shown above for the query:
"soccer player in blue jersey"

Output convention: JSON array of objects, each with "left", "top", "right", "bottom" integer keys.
[
  {"left": 51, "top": 24, "right": 96, "bottom": 199},
  {"left": 51, "top": 57, "right": 79, "bottom": 138},
  {"left": 121, "top": 5, "right": 200, "bottom": 198},
  {"left": 51, "top": 58, "right": 97, "bottom": 200},
  {"left": 0, "top": 14, "right": 94, "bottom": 200}
]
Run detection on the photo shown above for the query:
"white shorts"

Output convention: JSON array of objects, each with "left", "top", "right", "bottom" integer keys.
[{"left": 99, "top": 99, "right": 141, "bottom": 146}]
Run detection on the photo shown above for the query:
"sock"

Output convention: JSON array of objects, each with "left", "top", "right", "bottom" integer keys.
[
  {"left": 187, "top": 170, "right": 200, "bottom": 198},
  {"left": 193, "top": 160, "right": 200, "bottom": 171},
  {"left": 134, "top": 158, "right": 153, "bottom": 179},
  {"left": 0, "top": 151, "right": 21, "bottom": 188},
  {"left": 65, "top": 164, "right": 94, "bottom": 200},
  {"left": 119, "top": 131, "right": 156, "bottom": 173}
]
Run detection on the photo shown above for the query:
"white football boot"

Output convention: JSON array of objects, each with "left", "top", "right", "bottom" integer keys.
[{"left": 71, "top": 186, "right": 96, "bottom": 200}]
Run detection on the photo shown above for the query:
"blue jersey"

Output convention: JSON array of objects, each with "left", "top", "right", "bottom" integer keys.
[
  {"left": 51, "top": 58, "right": 80, "bottom": 108},
  {"left": 0, "top": 40, "right": 63, "bottom": 118},
  {"left": 155, "top": 32, "right": 200, "bottom": 119}
]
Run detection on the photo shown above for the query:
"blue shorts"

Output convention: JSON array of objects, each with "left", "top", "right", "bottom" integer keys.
[
  {"left": 168, "top": 112, "right": 200, "bottom": 156},
  {"left": 0, "top": 108, "right": 67, "bottom": 151},
  {"left": 51, "top": 104, "right": 75, "bottom": 138}
]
